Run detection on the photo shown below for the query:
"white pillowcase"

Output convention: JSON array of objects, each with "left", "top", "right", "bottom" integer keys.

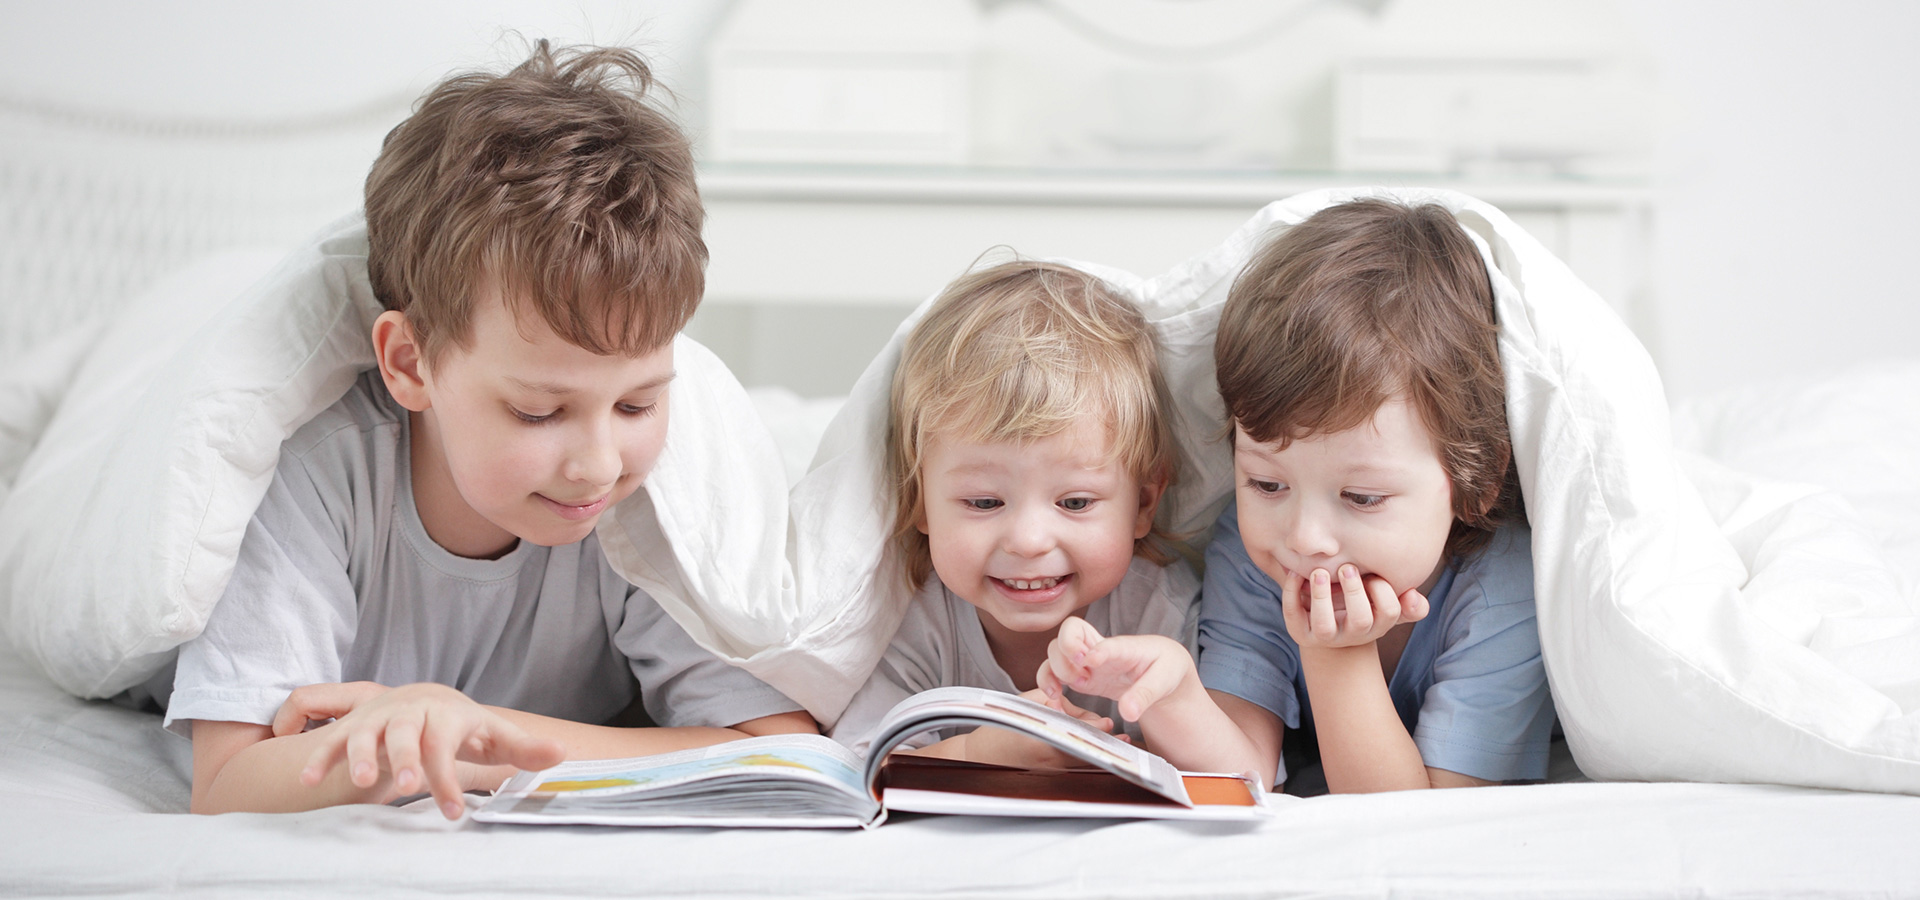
[{"left": 0, "top": 217, "right": 374, "bottom": 696}]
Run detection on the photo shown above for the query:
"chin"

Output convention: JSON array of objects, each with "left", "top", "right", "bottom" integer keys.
[{"left": 517, "top": 519, "right": 599, "bottom": 548}]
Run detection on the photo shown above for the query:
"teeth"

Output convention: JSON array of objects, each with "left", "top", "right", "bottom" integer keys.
[{"left": 1004, "top": 576, "right": 1062, "bottom": 591}]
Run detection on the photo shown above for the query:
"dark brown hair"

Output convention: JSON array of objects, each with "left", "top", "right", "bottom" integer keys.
[
  {"left": 1215, "top": 198, "right": 1520, "bottom": 559},
  {"left": 364, "top": 41, "right": 705, "bottom": 363}
]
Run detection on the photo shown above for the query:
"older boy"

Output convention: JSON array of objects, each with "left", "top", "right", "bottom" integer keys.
[{"left": 164, "top": 43, "right": 812, "bottom": 820}]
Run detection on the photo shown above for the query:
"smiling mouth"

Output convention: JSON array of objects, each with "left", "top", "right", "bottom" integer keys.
[
  {"left": 998, "top": 576, "right": 1064, "bottom": 591},
  {"left": 539, "top": 492, "right": 610, "bottom": 521}
]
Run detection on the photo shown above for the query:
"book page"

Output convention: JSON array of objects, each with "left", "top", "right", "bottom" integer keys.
[
  {"left": 862, "top": 686, "right": 1194, "bottom": 806},
  {"left": 475, "top": 733, "right": 881, "bottom": 827}
]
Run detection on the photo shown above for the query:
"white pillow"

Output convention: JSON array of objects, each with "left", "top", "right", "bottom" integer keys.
[
  {"left": 0, "top": 218, "right": 375, "bottom": 696},
  {"left": 1457, "top": 200, "right": 1920, "bottom": 792}
]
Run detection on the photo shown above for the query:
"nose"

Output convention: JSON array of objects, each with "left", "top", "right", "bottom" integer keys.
[
  {"left": 1281, "top": 499, "right": 1338, "bottom": 561},
  {"left": 1001, "top": 502, "right": 1056, "bottom": 558},
  {"left": 563, "top": 415, "right": 623, "bottom": 487}
]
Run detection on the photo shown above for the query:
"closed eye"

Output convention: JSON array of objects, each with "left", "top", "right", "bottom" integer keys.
[
  {"left": 617, "top": 402, "right": 658, "bottom": 417},
  {"left": 1344, "top": 491, "right": 1387, "bottom": 509},
  {"left": 511, "top": 407, "right": 556, "bottom": 424}
]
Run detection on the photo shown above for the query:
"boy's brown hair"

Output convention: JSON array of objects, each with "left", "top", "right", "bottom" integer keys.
[
  {"left": 1215, "top": 198, "right": 1520, "bottom": 559},
  {"left": 364, "top": 41, "right": 705, "bottom": 363},
  {"left": 889, "top": 260, "right": 1177, "bottom": 587}
]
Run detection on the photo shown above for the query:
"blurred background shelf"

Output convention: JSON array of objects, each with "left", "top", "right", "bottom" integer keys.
[{"left": 694, "top": 162, "right": 1649, "bottom": 395}]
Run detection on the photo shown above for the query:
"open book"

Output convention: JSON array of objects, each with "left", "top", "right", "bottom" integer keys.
[{"left": 473, "top": 686, "right": 1276, "bottom": 828}]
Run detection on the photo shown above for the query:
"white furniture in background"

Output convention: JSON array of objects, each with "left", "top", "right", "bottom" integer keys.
[{"left": 693, "top": 163, "right": 1652, "bottom": 395}]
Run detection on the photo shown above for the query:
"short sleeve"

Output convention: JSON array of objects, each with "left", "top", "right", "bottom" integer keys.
[
  {"left": 164, "top": 449, "right": 359, "bottom": 736},
  {"left": 1195, "top": 502, "right": 1303, "bottom": 729},
  {"left": 828, "top": 578, "right": 950, "bottom": 756},
  {"left": 1411, "top": 528, "right": 1555, "bottom": 782},
  {"left": 614, "top": 586, "right": 803, "bottom": 729}
]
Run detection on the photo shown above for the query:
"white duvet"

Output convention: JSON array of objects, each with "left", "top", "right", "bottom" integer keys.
[{"left": 2, "top": 190, "right": 1917, "bottom": 794}]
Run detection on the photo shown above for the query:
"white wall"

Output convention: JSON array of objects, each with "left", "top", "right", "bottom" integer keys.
[
  {"left": 1617, "top": 0, "right": 1920, "bottom": 399},
  {"left": 5, "top": 0, "right": 1916, "bottom": 401}
]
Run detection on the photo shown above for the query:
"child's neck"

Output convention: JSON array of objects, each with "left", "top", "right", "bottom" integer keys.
[
  {"left": 976, "top": 614, "right": 1055, "bottom": 693},
  {"left": 408, "top": 410, "right": 520, "bottom": 561}
]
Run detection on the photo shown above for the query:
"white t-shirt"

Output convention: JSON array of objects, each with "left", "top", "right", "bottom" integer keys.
[
  {"left": 830, "top": 556, "right": 1199, "bottom": 756},
  {"left": 164, "top": 372, "right": 800, "bottom": 736}
]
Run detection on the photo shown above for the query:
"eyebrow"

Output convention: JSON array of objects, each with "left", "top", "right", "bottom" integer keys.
[
  {"left": 508, "top": 373, "right": 677, "bottom": 396},
  {"left": 1233, "top": 442, "right": 1404, "bottom": 478}
]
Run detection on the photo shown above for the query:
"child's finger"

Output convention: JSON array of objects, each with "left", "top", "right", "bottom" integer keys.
[
  {"left": 300, "top": 729, "right": 349, "bottom": 787},
  {"left": 1279, "top": 570, "right": 1311, "bottom": 640},
  {"left": 271, "top": 687, "right": 319, "bottom": 738},
  {"left": 345, "top": 722, "right": 383, "bottom": 789},
  {"left": 1116, "top": 657, "right": 1184, "bottom": 722},
  {"left": 1060, "top": 616, "right": 1104, "bottom": 664},
  {"left": 1400, "top": 586, "right": 1430, "bottom": 622},
  {"left": 1307, "top": 568, "right": 1338, "bottom": 637},
  {"left": 490, "top": 726, "right": 567, "bottom": 774},
  {"left": 419, "top": 714, "right": 469, "bottom": 820},
  {"left": 1337, "top": 565, "right": 1374, "bottom": 635},
  {"left": 1362, "top": 572, "right": 1399, "bottom": 638},
  {"left": 383, "top": 715, "right": 426, "bottom": 797},
  {"left": 1035, "top": 660, "right": 1068, "bottom": 702}
]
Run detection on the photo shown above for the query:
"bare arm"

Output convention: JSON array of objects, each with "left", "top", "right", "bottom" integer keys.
[
  {"left": 479, "top": 707, "right": 819, "bottom": 759},
  {"left": 1036, "top": 618, "right": 1287, "bottom": 789},
  {"left": 268, "top": 683, "right": 820, "bottom": 818},
  {"left": 191, "top": 719, "right": 491, "bottom": 814},
  {"left": 1295, "top": 645, "right": 1491, "bottom": 791}
]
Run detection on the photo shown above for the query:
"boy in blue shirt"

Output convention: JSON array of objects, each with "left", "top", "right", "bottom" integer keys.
[
  {"left": 1039, "top": 199, "right": 1555, "bottom": 793},
  {"left": 165, "top": 43, "right": 813, "bottom": 820}
]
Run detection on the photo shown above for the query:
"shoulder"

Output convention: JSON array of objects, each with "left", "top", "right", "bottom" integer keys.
[
  {"left": 1089, "top": 556, "right": 1198, "bottom": 643},
  {"left": 280, "top": 370, "right": 405, "bottom": 465},
  {"left": 1451, "top": 521, "right": 1534, "bottom": 609},
  {"left": 888, "top": 575, "right": 965, "bottom": 653}
]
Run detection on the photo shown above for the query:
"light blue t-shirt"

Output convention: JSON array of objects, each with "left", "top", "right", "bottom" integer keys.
[{"left": 1196, "top": 501, "right": 1555, "bottom": 783}]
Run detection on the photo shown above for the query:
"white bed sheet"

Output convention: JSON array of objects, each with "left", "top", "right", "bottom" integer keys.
[
  {"left": 3, "top": 630, "right": 1919, "bottom": 898},
  {"left": 7, "top": 325, "right": 1920, "bottom": 899}
]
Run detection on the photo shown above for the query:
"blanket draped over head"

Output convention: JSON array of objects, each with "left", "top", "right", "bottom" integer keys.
[{"left": 3, "top": 189, "right": 1917, "bottom": 793}]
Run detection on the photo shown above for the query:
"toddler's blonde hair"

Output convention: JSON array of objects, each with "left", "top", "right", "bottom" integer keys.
[{"left": 888, "top": 259, "right": 1176, "bottom": 587}]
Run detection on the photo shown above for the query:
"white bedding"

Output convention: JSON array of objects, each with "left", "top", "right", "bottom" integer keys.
[
  {"left": 4, "top": 637, "right": 1919, "bottom": 899},
  {"left": 4, "top": 364, "right": 1920, "bottom": 898}
]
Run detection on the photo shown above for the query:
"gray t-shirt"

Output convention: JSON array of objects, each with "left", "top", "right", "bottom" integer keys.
[
  {"left": 830, "top": 556, "right": 1199, "bottom": 756},
  {"left": 164, "top": 371, "right": 800, "bottom": 736}
]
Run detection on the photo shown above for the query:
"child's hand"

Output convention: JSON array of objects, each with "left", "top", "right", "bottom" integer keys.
[
  {"left": 1037, "top": 617, "right": 1199, "bottom": 722},
  {"left": 1281, "top": 565, "right": 1430, "bottom": 650},
  {"left": 293, "top": 682, "right": 566, "bottom": 820},
  {"left": 270, "top": 681, "right": 392, "bottom": 737}
]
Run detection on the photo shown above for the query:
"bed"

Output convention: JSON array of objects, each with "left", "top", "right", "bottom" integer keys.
[
  {"left": 7, "top": 36, "right": 1920, "bottom": 900},
  {"left": 2, "top": 358, "right": 1919, "bottom": 899}
]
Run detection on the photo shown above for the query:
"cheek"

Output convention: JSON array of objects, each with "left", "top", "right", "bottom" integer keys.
[
  {"left": 923, "top": 516, "right": 986, "bottom": 583},
  {"left": 621, "top": 412, "right": 671, "bottom": 479}
]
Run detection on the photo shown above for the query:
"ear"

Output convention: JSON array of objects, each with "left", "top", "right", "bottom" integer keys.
[
  {"left": 371, "top": 310, "right": 431, "bottom": 412},
  {"left": 1132, "top": 468, "right": 1169, "bottom": 540}
]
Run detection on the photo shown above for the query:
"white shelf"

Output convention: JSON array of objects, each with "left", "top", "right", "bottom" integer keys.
[
  {"left": 699, "top": 164, "right": 1652, "bottom": 209},
  {"left": 691, "top": 163, "right": 1652, "bottom": 396}
]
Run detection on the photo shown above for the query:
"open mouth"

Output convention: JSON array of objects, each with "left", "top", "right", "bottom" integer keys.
[{"left": 991, "top": 573, "right": 1072, "bottom": 603}]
